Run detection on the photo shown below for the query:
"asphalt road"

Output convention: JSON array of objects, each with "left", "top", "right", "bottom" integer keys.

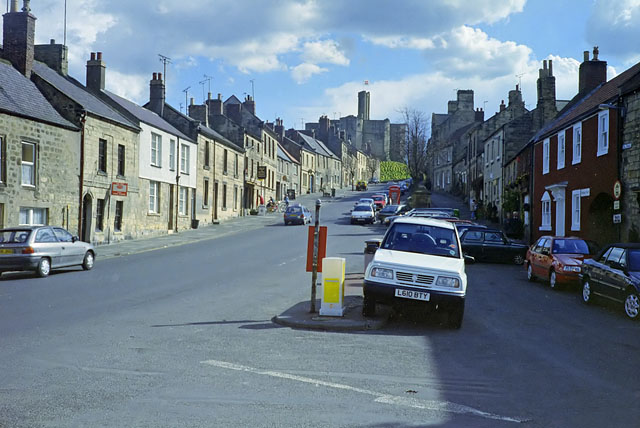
[{"left": 1, "top": 185, "right": 639, "bottom": 427}]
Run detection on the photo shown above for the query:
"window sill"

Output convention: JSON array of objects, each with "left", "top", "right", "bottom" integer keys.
[
  {"left": 147, "top": 212, "right": 161, "bottom": 217},
  {"left": 116, "top": 174, "right": 126, "bottom": 179},
  {"left": 203, "top": 165, "right": 210, "bottom": 170},
  {"left": 97, "top": 171, "right": 107, "bottom": 176},
  {"left": 21, "top": 184, "right": 36, "bottom": 189},
  {"left": 571, "top": 225, "right": 581, "bottom": 231},
  {"left": 571, "top": 159, "right": 581, "bottom": 165},
  {"left": 596, "top": 149, "right": 609, "bottom": 157},
  {"left": 539, "top": 225, "right": 552, "bottom": 231},
  {"left": 151, "top": 164, "right": 162, "bottom": 169}
]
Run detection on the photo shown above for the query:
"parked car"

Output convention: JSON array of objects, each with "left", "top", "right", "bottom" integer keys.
[
  {"left": 459, "top": 228, "right": 528, "bottom": 265},
  {"left": 378, "top": 204, "right": 409, "bottom": 225},
  {"left": 354, "top": 198, "right": 375, "bottom": 209},
  {"left": 371, "top": 194, "right": 387, "bottom": 211},
  {"left": 368, "top": 177, "right": 380, "bottom": 184},
  {"left": 356, "top": 181, "right": 367, "bottom": 191},
  {"left": 284, "top": 204, "right": 312, "bottom": 225},
  {"left": 363, "top": 217, "right": 473, "bottom": 328},
  {"left": 580, "top": 243, "right": 640, "bottom": 320},
  {"left": 526, "top": 236, "right": 597, "bottom": 289},
  {"left": 0, "top": 226, "right": 95, "bottom": 278},
  {"left": 351, "top": 204, "right": 376, "bottom": 225},
  {"left": 454, "top": 223, "right": 487, "bottom": 236}
]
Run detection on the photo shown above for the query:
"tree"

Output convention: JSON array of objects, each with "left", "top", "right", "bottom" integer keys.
[
  {"left": 366, "top": 157, "right": 380, "bottom": 181},
  {"left": 400, "top": 108, "right": 429, "bottom": 183},
  {"left": 343, "top": 149, "right": 358, "bottom": 190}
]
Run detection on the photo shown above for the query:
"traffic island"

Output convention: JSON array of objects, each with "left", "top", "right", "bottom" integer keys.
[{"left": 271, "top": 295, "right": 391, "bottom": 331}]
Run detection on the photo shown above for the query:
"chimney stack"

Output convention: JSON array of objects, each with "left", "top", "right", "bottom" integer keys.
[
  {"left": 188, "top": 100, "right": 209, "bottom": 128},
  {"left": 274, "top": 118, "right": 285, "bottom": 139},
  {"left": 535, "top": 59, "right": 558, "bottom": 129},
  {"left": 2, "top": 0, "right": 36, "bottom": 77},
  {"left": 206, "top": 93, "right": 224, "bottom": 116},
  {"left": 579, "top": 46, "right": 607, "bottom": 94},
  {"left": 86, "top": 51, "right": 106, "bottom": 93},
  {"left": 148, "top": 72, "right": 165, "bottom": 116},
  {"left": 34, "top": 38, "right": 68, "bottom": 75},
  {"left": 499, "top": 100, "right": 506, "bottom": 112},
  {"left": 243, "top": 95, "right": 255, "bottom": 115}
]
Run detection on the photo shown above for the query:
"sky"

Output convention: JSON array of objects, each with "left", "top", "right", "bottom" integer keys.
[{"left": 12, "top": 0, "right": 640, "bottom": 133}]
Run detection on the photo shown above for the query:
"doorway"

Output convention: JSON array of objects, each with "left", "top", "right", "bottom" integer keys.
[
  {"left": 213, "top": 182, "right": 219, "bottom": 220},
  {"left": 81, "top": 193, "right": 92, "bottom": 242},
  {"left": 169, "top": 184, "right": 175, "bottom": 230}
]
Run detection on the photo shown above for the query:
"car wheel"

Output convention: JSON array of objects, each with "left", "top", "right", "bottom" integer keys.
[
  {"left": 82, "top": 251, "right": 94, "bottom": 270},
  {"left": 362, "top": 295, "right": 376, "bottom": 316},
  {"left": 513, "top": 253, "right": 525, "bottom": 265},
  {"left": 448, "top": 300, "right": 465, "bottom": 329},
  {"left": 582, "top": 279, "right": 594, "bottom": 305},
  {"left": 624, "top": 290, "right": 640, "bottom": 320},
  {"left": 36, "top": 258, "right": 51, "bottom": 278},
  {"left": 526, "top": 263, "right": 535, "bottom": 282},
  {"left": 549, "top": 270, "right": 558, "bottom": 290}
]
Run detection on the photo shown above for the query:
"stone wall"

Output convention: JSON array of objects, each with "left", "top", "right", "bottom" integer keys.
[
  {"left": 622, "top": 90, "right": 640, "bottom": 241},
  {"left": 0, "top": 113, "right": 80, "bottom": 230}
]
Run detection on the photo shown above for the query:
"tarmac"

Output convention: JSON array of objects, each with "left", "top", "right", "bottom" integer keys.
[{"left": 92, "top": 186, "right": 476, "bottom": 333}]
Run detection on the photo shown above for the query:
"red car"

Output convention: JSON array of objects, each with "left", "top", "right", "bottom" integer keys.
[
  {"left": 526, "top": 236, "right": 598, "bottom": 289},
  {"left": 371, "top": 194, "right": 387, "bottom": 211}
]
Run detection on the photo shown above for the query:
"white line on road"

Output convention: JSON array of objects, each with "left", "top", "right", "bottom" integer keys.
[{"left": 200, "top": 359, "right": 526, "bottom": 423}]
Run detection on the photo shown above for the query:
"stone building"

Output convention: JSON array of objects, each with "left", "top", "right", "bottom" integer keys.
[
  {"left": 276, "top": 143, "right": 300, "bottom": 200},
  {"left": 620, "top": 68, "right": 640, "bottom": 242}
]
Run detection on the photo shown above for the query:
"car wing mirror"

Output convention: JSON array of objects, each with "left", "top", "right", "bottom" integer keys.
[
  {"left": 72, "top": 235, "right": 79, "bottom": 242},
  {"left": 464, "top": 255, "right": 475, "bottom": 264}
]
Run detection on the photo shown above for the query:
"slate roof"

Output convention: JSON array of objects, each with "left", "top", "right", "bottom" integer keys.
[
  {"left": 0, "top": 60, "right": 76, "bottom": 129},
  {"left": 297, "top": 132, "right": 339, "bottom": 159},
  {"left": 32, "top": 61, "right": 137, "bottom": 130},
  {"left": 532, "top": 61, "right": 640, "bottom": 142},
  {"left": 104, "top": 91, "right": 191, "bottom": 140},
  {"left": 278, "top": 143, "right": 299, "bottom": 164}
]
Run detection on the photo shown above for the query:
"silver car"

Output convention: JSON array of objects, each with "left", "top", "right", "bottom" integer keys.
[{"left": 0, "top": 226, "right": 95, "bottom": 278}]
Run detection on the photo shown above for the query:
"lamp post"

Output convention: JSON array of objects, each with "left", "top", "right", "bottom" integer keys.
[{"left": 310, "top": 199, "right": 322, "bottom": 313}]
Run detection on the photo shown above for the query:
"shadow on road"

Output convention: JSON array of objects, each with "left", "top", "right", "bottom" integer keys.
[{"left": 151, "top": 319, "right": 272, "bottom": 327}]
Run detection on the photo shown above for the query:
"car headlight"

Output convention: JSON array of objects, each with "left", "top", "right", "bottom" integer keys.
[
  {"left": 562, "top": 266, "right": 581, "bottom": 272},
  {"left": 436, "top": 276, "right": 460, "bottom": 288},
  {"left": 371, "top": 267, "right": 394, "bottom": 280}
]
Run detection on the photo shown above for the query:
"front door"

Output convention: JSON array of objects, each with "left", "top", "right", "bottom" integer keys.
[
  {"left": 169, "top": 184, "right": 175, "bottom": 230},
  {"left": 81, "top": 194, "right": 92, "bottom": 242},
  {"left": 213, "top": 182, "right": 219, "bottom": 220},
  {"left": 555, "top": 196, "right": 565, "bottom": 237}
]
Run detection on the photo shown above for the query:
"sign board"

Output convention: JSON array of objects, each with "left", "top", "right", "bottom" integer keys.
[
  {"left": 306, "top": 226, "right": 327, "bottom": 272},
  {"left": 613, "top": 200, "right": 620, "bottom": 210},
  {"left": 613, "top": 214, "right": 622, "bottom": 224},
  {"left": 623, "top": 142, "right": 632, "bottom": 150},
  {"left": 580, "top": 188, "right": 590, "bottom": 197},
  {"left": 257, "top": 166, "right": 267, "bottom": 180},
  {"left": 613, "top": 180, "right": 622, "bottom": 200},
  {"left": 111, "top": 182, "right": 128, "bottom": 196}
]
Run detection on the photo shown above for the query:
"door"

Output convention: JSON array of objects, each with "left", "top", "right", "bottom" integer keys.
[
  {"left": 191, "top": 189, "right": 196, "bottom": 221},
  {"left": 81, "top": 194, "right": 92, "bottom": 242},
  {"left": 536, "top": 238, "right": 552, "bottom": 276},
  {"left": 555, "top": 196, "right": 565, "bottom": 237},
  {"left": 482, "top": 231, "right": 507, "bottom": 262},
  {"left": 213, "top": 182, "right": 219, "bottom": 220},
  {"left": 53, "top": 227, "right": 81, "bottom": 266},
  {"left": 601, "top": 247, "right": 626, "bottom": 301},
  {"left": 460, "top": 230, "right": 484, "bottom": 260},
  {"left": 169, "top": 184, "right": 175, "bottom": 230},
  {"left": 34, "top": 227, "right": 62, "bottom": 267}
]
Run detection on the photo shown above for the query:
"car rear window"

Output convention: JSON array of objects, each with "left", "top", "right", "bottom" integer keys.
[
  {"left": 354, "top": 205, "right": 372, "bottom": 212},
  {"left": 0, "top": 229, "right": 32, "bottom": 244},
  {"left": 552, "top": 239, "right": 590, "bottom": 255},
  {"left": 286, "top": 207, "right": 302, "bottom": 214},
  {"left": 382, "top": 223, "right": 459, "bottom": 258}
]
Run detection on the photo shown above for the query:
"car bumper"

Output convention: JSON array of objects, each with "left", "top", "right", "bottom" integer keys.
[
  {"left": 285, "top": 217, "right": 305, "bottom": 224},
  {"left": 351, "top": 217, "right": 374, "bottom": 223},
  {"left": 364, "top": 279, "right": 464, "bottom": 308},
  {"left": 0, "top": 255, "right": 40, "bottom": 272},
  {"left": 555, "top": 271, "right": 582, "bottom": 285}
]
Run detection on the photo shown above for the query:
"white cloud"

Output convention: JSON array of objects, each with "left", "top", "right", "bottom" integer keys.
[
  {"left": 105, "top": 70, "right": 148, "bottom": 105},
  {"left": 301, "top": 40, "right": 349, "bottom": 66},
  {"left": 291, "top": 63, "right": 328, "bottom": 84},
  {"left": 365, "top": 36, "right": 436, "bottom": 50},
  {"left": 587, "top": 0, "right": 640, "bottom": 62}
]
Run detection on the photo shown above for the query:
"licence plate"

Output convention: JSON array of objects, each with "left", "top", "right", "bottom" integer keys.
[
  {"left": 395, "top": 289, "right": 430, "bottom": 301},
  {"left": 0, "top": 249, "right": 12, "bottom": 254}
]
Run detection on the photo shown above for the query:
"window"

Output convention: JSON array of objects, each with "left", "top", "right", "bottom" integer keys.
[
  {"left": 573, "top": 124, "right": 582, "bottom": 164},
  {"left": 597, "top": 111, "right": 609, "bottom": 156},
  {"left": 21, "top": 142, "right": 36, "bottom": 186},
  {"left": 222, "top": 183, "right": 228, "bottom": 209},
  {"left": 557, "top": 132, "right": 565, "bottom": 169},
  {"left": 540, "top": 192, "right": 551, "bottom": 231},
  {"left": 114, "top": 201, "right": 123, "bottom": 232},
  {"left": 180, "top": 144, "right": 190, "bottom": 174},
  {"left": 149, "top": 181, "right": 159, "bottom": 213},
  {"left": 0, "top": 137, "right": 5, "bottom": 183},
  {"left": 151, "top": 133, "right": 162, "bottom": 167},
  {"left": 98, "top": 138, "right": 107, "bottom": 173},
  {"left": 96, "top": 199, "right": 105, "bottom": 231},
  {"left": 117, "top": 144, "right": 125, "bottom": 176},
  {"left": 53, "top": 227, "right": 73, "bottom": 243},
  {"left": 169, "top": 139, "right": 176, "bottom": 171},
  {"left": 235, "top": 154, "right": 239, "bottom": 177},
  {"left": 19, "top": 207, "right": 47, "bottom": 225},
  {"left": 204, "top": 141, "right": 210, "bottom": 168},
  {"left": 35, "top": 228, "right": 56, "bottom": 243},
  {"left": 542, "top": 139, "right": 549, "bottom": 174},
  {"left": 571, "top": 189, "right": 581, "bottom": 231},
  {"left": 203, "top": 178, "right": 209, "bottom": 207},
  {"left": 223, "top": 149, "right": 228, "bottom": 174},
  {"left": 179, "top": 186, "right": 188, "bottom": 215}
]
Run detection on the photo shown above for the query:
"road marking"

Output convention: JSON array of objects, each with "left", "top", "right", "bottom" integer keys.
[{"left": 201, "top": 359, "right": 526, "bottom": 423}]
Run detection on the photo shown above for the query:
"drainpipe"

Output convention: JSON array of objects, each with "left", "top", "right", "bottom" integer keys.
[{"left": 77, "top": 110, "right": 87, "bottom": 239}]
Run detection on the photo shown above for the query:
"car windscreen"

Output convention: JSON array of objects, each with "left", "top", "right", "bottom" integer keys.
[
  {"left": 354, "top": 205, "right": 372, "bottom": 212},
  {"left": 381, "top": 223, "right": 460, "bottom": 258},
  {"left": 0, "top": 229, "right": 32, "bottom": 244},
  {"left": 628, "top": 249, "right": 640, "bottom": 271},
  {"left": 380, "top": 205, "right": 397, "bottom": 213},
  {"left": 286, "top": 207, "right": 302, "bottom": 214},
  {"left": 372, "top": 196, "right": 384, "bottom": 201},
  {"left": 552, "top": 239, "right": 590, "bottom": 254}
]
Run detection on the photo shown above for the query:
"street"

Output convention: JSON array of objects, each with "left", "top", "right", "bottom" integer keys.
[{"left": 1, "top": 187, "right": 639, "bottom": 428}]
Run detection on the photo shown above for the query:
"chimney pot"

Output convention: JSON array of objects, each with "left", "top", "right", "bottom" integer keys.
[
  {"left": 90, "top": 52, "right": 96, "bottom": 61},
  {"left": 50, "top": 39, "right": 55, "bottom": 44},
  {"left": 10, "top": 0, "right": 18, "bottom": 12},
  {"left": 583, "top": 51, "right": 589, "bottom": 62},
  {"left": 207, "top": 92, "right": 211, "bottom": 100},
  {"left": 190, "top": 97, "right": 194, "bottom": 105},
  {"left": 548, "top": 59, "right": 553, "bottom": 76},
  {"left": 543, "top": 60, "right": 547, "bottom": 70},
  {"left": 217, "top": 93, "right": 222, "bottom": 100},
  {"left": 22, "top": 0, "right": 30, "bottom": 13},
  {"left": 158, "top": 72, "right": 162, "bottom": 81},
  {"left": 97, "top": 52, "right": 102, "bottom": 61},
  {"left": 153, "top": 72, "right": 157, "bottom": 80}
]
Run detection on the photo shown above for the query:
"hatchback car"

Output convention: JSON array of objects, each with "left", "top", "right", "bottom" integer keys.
[
  {"left": 459, "top": 228, "right": 528, "bottom": 265},
  {"left": 351, "top": 205, "right": 376, "bottom": 224},
  {"left": 356, "top": 181, "right": 367, "bottom": 191},
  {"left": 371, "top": 194, "right": 387, "bottom": 211},
  {"left": 526, "top": 236, "right": 597, "bottom": 289},
  {"left": 363, "top": 217, "right": 472, "bottom": 328},
  {"left": 283, "top": 205, "right": 312, "bottom": 225},
  {"left": 378, "top": 204, "right": 409, "bottom": 225},
  {"left": 581, "top": 243, "right": 640, "bottom": 320},
  {"left": 0, "top": 226, "right": 95, "bottom": 278}
]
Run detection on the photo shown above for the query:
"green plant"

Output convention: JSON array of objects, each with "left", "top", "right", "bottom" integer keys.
[{"left": 380, "top": 161, "right": 410, "bottom": 182}]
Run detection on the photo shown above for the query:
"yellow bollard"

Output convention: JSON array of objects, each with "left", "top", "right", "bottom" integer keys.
[{"left": 320, "top": 257, "right": 346, "bottom": 316}]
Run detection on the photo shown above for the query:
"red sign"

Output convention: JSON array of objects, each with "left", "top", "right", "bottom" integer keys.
[
  {"left": 306, "top": 226, "right": 327, "bottom": 272},
  {"left": 111, "top": 182, "right": 128, "bottom": 196}
]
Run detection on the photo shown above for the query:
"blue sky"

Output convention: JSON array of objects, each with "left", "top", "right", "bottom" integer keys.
[{"left": 17, "top": 0, "right": 640, "bottom": 133}]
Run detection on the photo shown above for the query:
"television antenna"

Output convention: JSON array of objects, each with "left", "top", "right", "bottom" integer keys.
[{"left": 182, "top": 86, "right": 190, "bottom": 113}]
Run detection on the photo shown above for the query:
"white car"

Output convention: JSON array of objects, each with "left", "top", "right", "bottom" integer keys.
[
  {"left": 351, "top": 204, "right": 376, "bottom": 224},
  {"left": 354, "top": 198, "right": 375, "bottom": 208},
  {"left": 363, "top": 217, "right": 473, "bottom": 328}
]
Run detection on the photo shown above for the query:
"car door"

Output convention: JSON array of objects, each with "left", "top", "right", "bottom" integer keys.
[
  {"left": 460, "top": 230, "right": 484, "bottom": 260},
  {"left": 53, "top": 227, "right": 82, "bottom": 266},
  {"left": 537, "top": 239, "right": 552, "bottom": 276},
  {"left": 529, "top": 238, "right": 545, "bottom": 276},
  {"left": 600, "top": 247, "right": 625, "bottom": 300},
  {"left": 33, "top": 227, "right": 62, "bottom": 267},
  {"left": 588, "top": 247, "right": 612, "bottom": 293},
  {"left": 482, "top": 231, "right": 507, "bottom": 262}
]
